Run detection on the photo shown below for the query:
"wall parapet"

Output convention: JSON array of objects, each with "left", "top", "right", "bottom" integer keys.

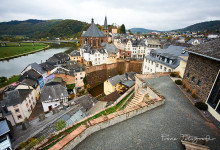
[{"left": 49, "top": 95, "right": 165, "bottom": 150}]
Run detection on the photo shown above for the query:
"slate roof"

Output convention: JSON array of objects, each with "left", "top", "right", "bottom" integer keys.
[
  {"left": 81, "top": 19, "right": 106, "bottom": 37},
  {"left": 40, "top": 62, "right": 55, "bottom": 72},
  {"left": 1, "top": 89, "right": 33, "bottom": 106},
  {"left": 105, "top": 44, "right": 119, "bottom": 55},
  {"left": 40, "top": 84, "right": 68, "bottom": 102},
  {"left": 186, "top": 38, "right": 220, "bottom": 61},
  {"left": 108, "top": 75, "right": 126, "bottom": 86},
  {"left": 19, "top": 69, "right": 42, "bottom": 82},
  {"left": 121, "top": 80, "right": 135, "bottom": 88},
  {"left": 187, "top": 39, "right": 203, "bottom": 44},
  {"left": 73, "top": 94, "right": 97, "bottom": 111},
  {"left": 70, "top": 50, "right": 81, "bottom": 57},
  {"left": 0, "top": 120, "right": 10, "bottom": 136},
  {"left": 65, "top": 61, "right": 85, "bottom": 73},
  {"left": 21, "top": 78, "right": 38, "bottom": 88},
  {"left": 30, "top": 62, "right": 46, "bottom": 74},
  {"left": 147, "top": 38, "right": 161, "bottom": 45},
  {"left": 145, "top": 45, "right": 188, "bottom": 69}
]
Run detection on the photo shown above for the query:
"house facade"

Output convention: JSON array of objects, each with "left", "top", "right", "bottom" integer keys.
[
  {"left": 69, "top": 50, "right": 82, "bottom": 63},
  {"left": 40, "top": 84, "right": 68, "bottom": 112},
  {"left": 104, "top": 73, "right": 135, "bottom": 95},
  {"left": 183, "top": 39, "right": 220, "bottom": 121},
  {"left": 80, "top": 44, "right": 108, "bottom": 66},
  {"left": 65, "top": 61, "right": 86, "bottom": 88},
  {"left": 1, "top": 89, "right": 36, "bottom": 124},
  {"left": 142, "top": 45, "right": 188, "bottom": 77}
]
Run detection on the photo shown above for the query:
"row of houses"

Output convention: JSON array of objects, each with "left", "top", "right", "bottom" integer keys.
[
  {"left": 141, "top": 38, "right": 220, "bottom": 121},
  {"left": 0, "top": 51, "right": 86, "bottom": 125}
]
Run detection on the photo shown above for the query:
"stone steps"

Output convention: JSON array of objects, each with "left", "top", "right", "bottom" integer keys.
[{"left": 125, "top": 88, "right": 147, "bottom": 110}]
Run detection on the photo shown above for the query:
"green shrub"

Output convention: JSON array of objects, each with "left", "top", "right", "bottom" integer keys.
[
  {"left": 55, "top": 119, "right": 66, "bottom": 132},
  {"left": 195, "top": 102, "right": 208, "bottom": 111},
  {"left": 170, "top": 72, "right": 177, "bottom": 77},
  {"left": 175, "top": 80, "right": 182, "bottom": 85}
]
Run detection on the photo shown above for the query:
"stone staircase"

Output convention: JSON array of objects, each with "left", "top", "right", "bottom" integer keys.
[{"left": 125, "top": 88, "right": 147, "bottom": 110}]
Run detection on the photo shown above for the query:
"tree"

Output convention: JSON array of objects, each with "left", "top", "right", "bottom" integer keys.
[
  {"left": 83, "top": 75, "right": 87, "bottom": 89},
  {"left": 120, "top": 24, "right": 126, "bottom": 34},
  {"left": 128, "top": 29, "right": 133, "bottom": 35}
]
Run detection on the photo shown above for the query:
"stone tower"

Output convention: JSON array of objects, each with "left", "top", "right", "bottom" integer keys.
[{"left": 103, "top": 16, "right": 108, "bottom": 38}]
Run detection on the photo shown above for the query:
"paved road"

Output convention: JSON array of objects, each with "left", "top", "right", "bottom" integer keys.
[{"left": 74, "top": 76, "right": 220, "bottom": 150}]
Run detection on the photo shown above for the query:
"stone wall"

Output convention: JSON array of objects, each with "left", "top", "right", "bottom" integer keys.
[
  {"left": 183, "top": 53, "right": 220, "bottom": 102},
  {"left": 86, "top": 60, "right": 143, "bottom": 88},
  {"left": 50, "top": 95, "right": 165, "bottom": 150}
]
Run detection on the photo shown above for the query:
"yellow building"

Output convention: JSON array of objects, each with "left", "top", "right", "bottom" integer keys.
[
  {"left": 70, "top": 50, "right": 82, "bottom": 63},
  {"left": 104, "top": 73, "right": 135, "bottom": 95}
]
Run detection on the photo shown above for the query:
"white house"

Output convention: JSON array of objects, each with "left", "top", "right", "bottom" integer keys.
[
  {"left": 1, "top": 89, "right": 37, "bottom": 124},
  {"left": 40, "top": 84, "right": 68, "bottom": 112},
  {"left": 142, "top": 45, "right": 188, "bottom": 77},
  {"left": 187, "top": 39, "right": 203, "bottom": 45},
  {"left": 80, "top": 44, "right": 108, "bottom": 66}
]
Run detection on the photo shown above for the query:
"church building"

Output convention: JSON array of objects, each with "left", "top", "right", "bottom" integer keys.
[{"left": 81, "top": 18, "right": 108, "bottom": 49}]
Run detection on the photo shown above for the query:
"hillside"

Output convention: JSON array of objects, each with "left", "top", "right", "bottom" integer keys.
[
  {"left": 0, "top": 19, "right": 88, "bottom": 38},
  {"left": 130, "top": 28, "right": 159, "bottom": 33},
  {"left": 179, "top": 20, "right": 220, "bottom": 32}
]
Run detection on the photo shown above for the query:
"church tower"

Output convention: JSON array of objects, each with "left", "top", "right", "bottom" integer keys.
[{"left": 103, "top": 16, "right": 108, "bottom": 38}]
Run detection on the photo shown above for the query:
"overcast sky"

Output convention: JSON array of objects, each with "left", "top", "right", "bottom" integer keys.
[{"left": 0, "top": 0, "right": 220, "bottom": 31}]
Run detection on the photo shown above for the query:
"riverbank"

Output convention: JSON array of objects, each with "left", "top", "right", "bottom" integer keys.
[{"left": 0, "top": 43, "right": 50, "bottom": 61}]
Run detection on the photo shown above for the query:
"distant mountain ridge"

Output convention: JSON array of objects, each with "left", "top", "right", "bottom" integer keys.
[
  {"left": 130, "top": 28, "right": 159, "bottom": 33},
  {"left": 0, "top": 19, "right": 87, "bottom": 38},
  {"left": 178, "top": 20, "right": 220, "bottom": 32}
]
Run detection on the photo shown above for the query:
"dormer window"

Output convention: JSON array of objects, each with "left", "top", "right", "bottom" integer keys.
[{"left": 169, "top": 60, "right": 172, "bottom": 64}]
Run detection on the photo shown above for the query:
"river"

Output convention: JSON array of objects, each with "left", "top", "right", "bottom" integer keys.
[{"left": 0, "top": 47, "right": 69, "bottom": 78}]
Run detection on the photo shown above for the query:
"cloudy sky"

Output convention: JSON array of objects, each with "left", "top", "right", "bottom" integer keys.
[{"left": 0, "top": 0, "right": 220, "bottom": 31}]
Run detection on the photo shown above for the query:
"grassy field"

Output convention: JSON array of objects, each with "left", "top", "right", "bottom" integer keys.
[{"left": 0, "top": 43, "right": 47, "bottom": 59}]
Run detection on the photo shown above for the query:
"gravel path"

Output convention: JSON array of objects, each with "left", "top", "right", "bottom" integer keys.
[{"left": 74, "top": 76, "right": 220, "bottom": 150}]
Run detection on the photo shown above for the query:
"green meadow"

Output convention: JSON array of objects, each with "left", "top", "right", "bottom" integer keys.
[{"left": 0, "top": 43, "right": 47, "bottom": 59}]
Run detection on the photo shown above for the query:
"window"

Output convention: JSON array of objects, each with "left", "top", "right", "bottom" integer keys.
[
  {"left": 164, "top": 67, "right": 167, "bottom": 72},
  {"left": 160, "top": 65, "right": 162, "bottom": 69},
  {"left": 80, "top": 73, "right": 82, "bottom": 75},
  {"left": 197, "top": 80, "right": 201, "bottom": 86},
  {"left": 191, "top": 76, "right": 195, "bottom": 82},
  {"left": 151, "top": 61, "right": 153, "bottom": 65},
  {"left": 187, "top": 73, "right": 190, "bottom": 78},
  {"left": 168, "top": 69, "right": 171, "bottom": 72},
  {"left": 15, "top": 108, "right": 20, "bottom": 113},
  {"left": 80, "top": 77, "right": 83, "bottom": 79},
  {"left": 75, "top": 74, "right": 77, "bottom": 76},
  {"left": 150, "top": 69, "right": 152, "bottom": 72},
  {"left": 76, "top": 78, "right": 78, "bottom": 80},
  {"left": 156, "top": 64, "right": 159, "bottom": 67},
  {"left": 17, "top": 115, "right": 22, "bottom": 120},
  {"left": 128, "top": 53, "right": 129, "bottom": 56}
]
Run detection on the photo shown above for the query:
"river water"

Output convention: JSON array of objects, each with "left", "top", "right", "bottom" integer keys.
[{"left": 0, "top": 47, "right": 69, "bottom": 78}]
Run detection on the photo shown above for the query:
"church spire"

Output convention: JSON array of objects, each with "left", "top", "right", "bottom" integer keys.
[{"left": 104, "top": 16, "right": 108, "bottom": 30}]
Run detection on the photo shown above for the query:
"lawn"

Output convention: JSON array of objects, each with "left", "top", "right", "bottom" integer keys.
[{"left": 0, "top": 43, "right": 47, "bottom": 59}]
